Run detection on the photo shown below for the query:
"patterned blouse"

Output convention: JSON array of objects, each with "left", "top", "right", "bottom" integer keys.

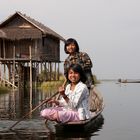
[{"left": 64, "top": 52, "right": 94, "bottom": 88}]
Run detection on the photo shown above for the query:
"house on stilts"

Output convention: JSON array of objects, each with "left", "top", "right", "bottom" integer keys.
[{"left": 0, "top": 11, "right": 65, "bottom": 89}]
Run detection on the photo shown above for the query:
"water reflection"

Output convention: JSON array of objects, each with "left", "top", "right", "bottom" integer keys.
[
  {"left": 0, "top": 90, "right": 17, "bottom": 119},
  {"left": 55, "top": 114, "right": 104, "bottom": 140},
  {"left": 0, "top": 116, "right": 104, "bottom": 140},
  {"left": 0, "top": 129, "right": 49, "bottom": 140},
  {"left": 0, "top": 88, "right": 55, "bottom": 119},
  {"left": 0, "top": 88, "right": 104, "bottom": 139}
]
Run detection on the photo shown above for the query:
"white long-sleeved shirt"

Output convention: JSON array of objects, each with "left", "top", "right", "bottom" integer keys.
[{"left": 59, "top": 81, "right": 90, "bottom": 119}]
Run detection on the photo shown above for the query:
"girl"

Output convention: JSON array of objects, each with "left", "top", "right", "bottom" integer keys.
[
  {"left": 40, "top": 64, "right": 91, "bottom": 123},
  {"left": 63, "top": 38, "right": 94, "bottom": 89}
]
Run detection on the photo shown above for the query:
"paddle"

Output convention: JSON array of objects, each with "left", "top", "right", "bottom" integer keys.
[{"left": 9, "top": 91, "right": 59, "bottom": 130}]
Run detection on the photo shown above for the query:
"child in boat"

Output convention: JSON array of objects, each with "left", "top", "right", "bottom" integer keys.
[
  {"left": 40, "top": 64, "right": 91, "bottom": 123},
  {"left": 63, "top": 38, "right": 94, "bottom": 89}
]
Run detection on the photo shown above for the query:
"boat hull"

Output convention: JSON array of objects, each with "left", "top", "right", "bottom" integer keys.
[
  {"left": 45, "top": 87, "right": 104, "bottom": 136},
  {"left": 55, "top": 113, "right": 104, "bottom": 134},
  {"left": 45, "top": 106, "right": 104, "bottom": 136}
]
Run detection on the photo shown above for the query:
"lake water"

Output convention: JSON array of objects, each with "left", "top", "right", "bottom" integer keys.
[{"left": 0, "top": 81, "right": 140, "bottom": 139}]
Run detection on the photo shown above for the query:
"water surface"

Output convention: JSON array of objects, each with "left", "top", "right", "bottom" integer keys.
[{"left": 0, "top": 81, "right": 140, "bottom": 139}]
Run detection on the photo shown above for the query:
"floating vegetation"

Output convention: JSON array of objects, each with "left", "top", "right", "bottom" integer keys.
[
  {"left": 0, "top": 86, "right": 9, "bottom": 94},
  {"left": 40, "top": 74, "right": 100, "bottom": 93},
  {"left": 40, "top": 76, "right": 65, "bottom": 93}
]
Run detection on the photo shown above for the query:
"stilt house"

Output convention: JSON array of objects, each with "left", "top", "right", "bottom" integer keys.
[{"left": 0, "top": 11, "right": 65, "bottom": 88}]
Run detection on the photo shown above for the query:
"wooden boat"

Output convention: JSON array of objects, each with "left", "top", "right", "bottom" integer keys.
[
  {"left": 45, "top": 87, "right": 104, "bottom": 135},
  {"left": 118, "top": 79, "right": 140, "bottom": 83},
  {"left": 45, "top": 104, "right": 104, "bottom": 135},
  {"left": 56, "top": 108, "right": 104, "bottom": 133}
]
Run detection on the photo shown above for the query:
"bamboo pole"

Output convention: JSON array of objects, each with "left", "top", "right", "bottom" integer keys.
[
  {"left": 3, "top": 39, "right": 6, "bottom": 86},
  {"left": 12, "top": 45, "right": 15, "bottom": 88},
  {"left": 29, "top": 45, "right": 33, "bottom": 117}
]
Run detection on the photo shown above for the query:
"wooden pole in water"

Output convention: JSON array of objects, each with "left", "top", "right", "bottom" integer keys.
[
  {"left": 12, "top": 45, "right": 15, "bottom": 88},
  {"left": 9, "top": 91, "right": 59, "bottom": 130},
  {"left": 29, "top": 45, "right": 33, "bottom": 117},
  {"left": 3, "top": 40, "right": 6, "bottom": 86}
]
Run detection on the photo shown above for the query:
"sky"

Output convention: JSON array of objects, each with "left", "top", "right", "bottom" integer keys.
[{"left": 0, "top": 0, "right": 140, "bottom": 79}]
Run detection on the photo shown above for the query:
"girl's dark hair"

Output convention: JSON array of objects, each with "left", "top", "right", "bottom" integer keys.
[
  {"left": 64, "top": 38, "right": 79, "bottom": 54},
  {"left": 66, "top": 64, "right": 87, "bottom": 83}
]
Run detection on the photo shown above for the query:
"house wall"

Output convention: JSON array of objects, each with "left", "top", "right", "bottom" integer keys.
[
  {"left": 0, "top": 14, "right": 61, "bottom": 62},
  {"left": 41, "top": 37, "right": 60, "bottom": 61},
  {"left": 1, "top": 37, "right": 60, "bottom": 62}
]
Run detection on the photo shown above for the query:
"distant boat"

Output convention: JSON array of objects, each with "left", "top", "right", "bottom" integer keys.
[{"left": 118, "top": 79, "right": 140, "bottom": 83}]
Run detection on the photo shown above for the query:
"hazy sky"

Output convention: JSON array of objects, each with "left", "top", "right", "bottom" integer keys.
[{"left": 0, "top": 0, "right": 140, "bottom": 79}]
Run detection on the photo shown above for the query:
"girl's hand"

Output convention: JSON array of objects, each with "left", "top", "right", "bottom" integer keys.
[
  {"left": 48, "top": 99, "right": 59, "bottom": 105},
  {"left": 58, "top": 86, "right": 65, "bottom": 95},
  {"left": 59, "top": 86, "right": 67, "bottom": 99}
]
